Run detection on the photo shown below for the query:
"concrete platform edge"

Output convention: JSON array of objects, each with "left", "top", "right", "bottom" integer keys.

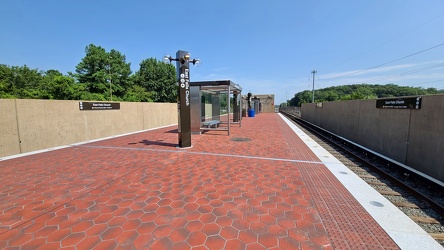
[{"left": 279, "top": 113, "right": 442, "bottom": 250}]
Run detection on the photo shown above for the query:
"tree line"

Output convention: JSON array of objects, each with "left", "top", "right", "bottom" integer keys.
[
  {"left": 288, "top": 84, "right": 444, "bottom": 107},
  {"left": 0, "top": 44, "right": 177, "bottom": 102}
]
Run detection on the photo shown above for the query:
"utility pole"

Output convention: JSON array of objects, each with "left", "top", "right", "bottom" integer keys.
[
  {"left": 285, "top": 92, "right": 288, "bottom": 107},
  {"left": 311, "top": 70, "right": 317, "bottom": 103},
  {"left": 109, "top": 56, "right": 112, "bottom": 101}
]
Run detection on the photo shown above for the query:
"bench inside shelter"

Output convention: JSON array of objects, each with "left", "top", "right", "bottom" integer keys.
[{"left": 202, "top": 120, "right": 221, "bottom": 128}]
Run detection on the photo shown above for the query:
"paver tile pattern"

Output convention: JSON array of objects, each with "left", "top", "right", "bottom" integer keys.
[{"left": 0, "top": 113, "right": 398, "bottom": 249}]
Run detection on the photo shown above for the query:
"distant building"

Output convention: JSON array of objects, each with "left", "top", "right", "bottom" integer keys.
[{"left": 242, "top": 94, "right": 275, "bottom": 113}]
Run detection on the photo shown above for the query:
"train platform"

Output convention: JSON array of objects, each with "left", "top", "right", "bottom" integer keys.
[{"left": 0, "top": 113, "right": 441, "bottom": 249}]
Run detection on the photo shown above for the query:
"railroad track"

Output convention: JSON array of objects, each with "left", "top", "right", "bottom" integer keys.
[{"left": 281, "top": 110, "right": 444, "bottom": 247}]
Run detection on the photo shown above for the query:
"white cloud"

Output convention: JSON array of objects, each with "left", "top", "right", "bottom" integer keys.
[{"left": 318, "top": 60, "right": 444, "bottom": 88}]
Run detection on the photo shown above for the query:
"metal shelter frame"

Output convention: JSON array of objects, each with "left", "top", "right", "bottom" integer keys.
[{"left": 190, "top": 80, "right": 242, "bottom": 135}]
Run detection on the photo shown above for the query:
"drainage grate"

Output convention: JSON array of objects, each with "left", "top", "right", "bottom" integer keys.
[{"left": 230, "top": 138, "right": 251, "bottom": 142}]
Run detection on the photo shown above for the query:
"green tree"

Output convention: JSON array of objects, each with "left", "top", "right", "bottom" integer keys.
[
  {"left": 75, "top": 44, "right": 132, "bottom": 100},
  {"left": 289, "top": 83, "right": 442, "bottom": 106},
  {"left": 290, "top": 90, "right": 312, "bottom": 106},
  {"left": 0, "top": 64, "right": 16, "bottom": 98},
  {"left": 46, "top": 75, "right": 87, "bottom": 100},
  {"left": 0, "top": 65, "right": 44, "bottom": 98},
  {"left": 134, "top": 58, "right": 177, "bottom": 102},
  {"left": 123, "top": 85, "right": 154, "bottom": 102}
]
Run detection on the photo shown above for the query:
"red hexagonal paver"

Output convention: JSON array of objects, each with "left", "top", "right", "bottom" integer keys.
[
  {"left": 61, "top": 232, "right": 86, "bottom": 247},
  {"left": 183, "top": 203, "right": 199, "bottom": 212},
  {"left": 157, "top": 199, "right": 173, "bottom": 206},
  {"left": 250, "top": 221, "right": 269, "bottom": 234},
  {"left": 206, "top": 235, "right": 225, "bottom": 249},
  {"left": 233, "top": 218, "right": 250, "bottom": 231},
  {"left": 168, "top": 228, "right": 190, "bottom": 242},
  {"left": 137, "top": 222, "right": 157, "bottom": 235},
  {"left": 170, "top": 200, "right": 185, "bottom": 209},
  {"left": 197, "top": 204, "right": 212, "bottom": 214},
  {"left": 288, "top": 228, "right": 310, "bottom": 242},
  {"left": 199, "top": 213, "right": 216, "bottom": 223},
  {"left": 185, "top": 211, "right": 201, "bottom": 221},
  {"left": 94, "top": 213, "right": 114, "bottom": 224},
  {"left": 171, "top": 241, "right": 191, "bottom": 250},
  {"left": 185, "top": 220, "right": 204, "bottom": 232},
  {"left": 269, "top": 224, "right": 288, "bottom": 237},
  {"left": 152, "top": 225, "right": 173, "bottom": 238},
  {"left": 107, "top": 216, "right": 126, "bottom": 227},
  {"left": 170, "top": 217, "right": 188, "bottom": 229},
  {"left": 133, "top": 234, "right": 155, "bottom": 249},
  {"left": 225, "top": 239, "right": 247, "bottom": 249},
  {"left": 100, "top": 227, "right": 123, "bottom": 241},
  {"left": 143, "top": 203, "right": 159, "bottom": 213},
  {"left": 215, "top": 216, "right": 233, "bottom": 227},
  {"left": 260, "top": 214, "right": 277, "bottom": 225},
  {"left": 76, "top": 236, "right": 101, "bottom": 249},
  {"left": 21, "top": 238, "right": 47, "bottom": 249},
  {"left": 116, "top": 230, "right": 138, "bottom": 245},
  {"left": 182, "top": 196, "right": 197, "bottom": 203},
  {"left": 187, "top": 231, "right": 207, "bottom": 246},
  {"left": 201, "top": 222, "right": 221, "bottom": 236},
  {"left": 122, "top": 219, "right": 142, "bottom": 231},
  {"left": 145, "top": 197, "right": 161, "bottom": 204},
  {"left": 140, "top": 212, "right": 157, "bottom": 222},
  {"left": 47, "top": 228, "right": 71, "bottom": 242},
  {"left": 34, "top": 225, "right": 58, "bottom": 238},
  {"left": 239, "top": 230, "right": 258, "bottom": 244},
  {"left": 246, "top": 242, "right": 267, "bottom": 250},
  {"left": 156, "top": 206, "right": 173, "bottom": 215},
  {"left": 220, "top": 226, "right": 238, "bottom": 240},
  {"left": 279, "top": 237, "right": 301, "bottom": 249},
  {"left": 258, "top": 233, "right": 279, "bottom": 248}
]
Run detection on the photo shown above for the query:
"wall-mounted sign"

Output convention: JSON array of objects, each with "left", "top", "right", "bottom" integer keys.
[
  {"left": 79, "top": 102, "right": 120, "bottom": 111},
  {"left": 316, "top": 102, "right": 323, "bottom": 108},
  {"left": 376, "top": 97, "right": 421, "bottom": 109}
]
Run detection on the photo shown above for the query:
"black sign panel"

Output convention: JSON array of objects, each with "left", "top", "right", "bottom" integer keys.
[
  {"left": 79, "top": 102, "right": 120, "bottom": 110},
  {"left": 376, "top": 97, "right": 421, "bottom": 109},
  {"left": 176, "top": 50, "right": 192, "bottom": 148}
]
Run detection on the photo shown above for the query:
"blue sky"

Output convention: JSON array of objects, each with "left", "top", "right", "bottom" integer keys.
[{"left": 1, "top": 1, "right": 444, "bottom": 104}]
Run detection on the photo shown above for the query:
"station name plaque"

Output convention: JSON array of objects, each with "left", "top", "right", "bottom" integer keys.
[
  {"left": 79, "top": 102, "right": 120, "bottom": 111},
  {"left": 376, "top": 97, "right": 421, "bottom": 109}
]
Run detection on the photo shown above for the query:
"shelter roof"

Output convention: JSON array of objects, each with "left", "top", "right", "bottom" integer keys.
[{"left": 190, "top": 80, "right": 242, "bottom": 93}]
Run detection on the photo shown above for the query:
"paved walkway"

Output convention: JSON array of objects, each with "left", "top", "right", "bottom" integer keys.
[{"left": 0, "top": 113, "right": 399, "bottom": 249}]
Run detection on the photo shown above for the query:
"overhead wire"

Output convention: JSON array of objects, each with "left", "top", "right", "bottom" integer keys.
[
  {"left": 356, "top": 62, "right": 444, "bottom": 84},
  {"left": 322, "top": 42, "right": 444, "bottom": 81},
  {"left": 410, "top": 79, "right": 444, "bottom": 86},
  {"left": 318, "top": 11, "right": 444, "bottom": 87},
  {"left": 329, "top": 11, "right": 444, "bottom": 69}
]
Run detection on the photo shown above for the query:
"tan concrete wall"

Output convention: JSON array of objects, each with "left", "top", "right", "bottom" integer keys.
[
  {"left": 142, "top": 102, "right": 177, "bottom": 129},
  {"left": 0, "top": 99, "right": 177, "bottom": 158},
  {"left": 407, "top": 95, "right": 444, "bottom": 182},
  {"left": 0, "top": 99, "right": 21, "bottom": 156},
  {"left": 301, "top": 94, "right": 444, "bottom": 182}
]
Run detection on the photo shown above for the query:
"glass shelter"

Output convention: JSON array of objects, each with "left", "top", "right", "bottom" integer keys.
[{"left": 190, "top": 80, "right": 242, "bottom": 135}]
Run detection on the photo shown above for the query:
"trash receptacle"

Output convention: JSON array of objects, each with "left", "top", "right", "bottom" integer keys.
[
  {"left": 242, "top": 109, "right": 247, "bottom": 117},
  {"left": 248, "top": 109, "right": 255, "bottom": 117}
]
